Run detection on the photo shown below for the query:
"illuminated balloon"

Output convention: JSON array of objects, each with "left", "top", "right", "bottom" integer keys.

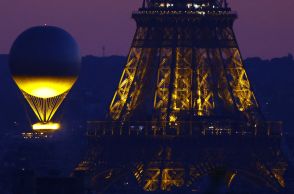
[{"left": 9, "top": 26, "right": 81, "bottom": 131}]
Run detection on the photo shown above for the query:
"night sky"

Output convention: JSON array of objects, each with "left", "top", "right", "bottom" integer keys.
[{"left": 0, "top": 0, "right": 293, "bottom": 58}]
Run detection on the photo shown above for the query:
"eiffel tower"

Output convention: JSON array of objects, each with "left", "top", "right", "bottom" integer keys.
[{"left": 75, "top": 0, "right": 288, "bottom": 193}]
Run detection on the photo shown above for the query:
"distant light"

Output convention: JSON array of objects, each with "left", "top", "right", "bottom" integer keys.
[
  {"left": 166, "top": 3, "right": 173, "bottom": 8},
  {"left": 194, "top": 4, "right": 200, "bottom": 9}
]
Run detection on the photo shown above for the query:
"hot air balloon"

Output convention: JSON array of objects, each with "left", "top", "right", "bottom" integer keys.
[{"left": 9, "top": 26, "right": 81, "bottom": 132}]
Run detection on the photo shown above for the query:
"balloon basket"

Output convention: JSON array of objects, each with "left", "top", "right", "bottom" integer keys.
[{"left": 32, "top": 122, "right": 61, "bottom": 133}]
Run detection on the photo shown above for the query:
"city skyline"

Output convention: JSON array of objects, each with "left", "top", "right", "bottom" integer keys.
[{"left": 0, "top": 0, "right": 293, "bottom": 58}]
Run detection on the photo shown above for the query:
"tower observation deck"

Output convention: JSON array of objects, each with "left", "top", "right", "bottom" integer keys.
[{"left": 140, "top": 0, "right": 229, "bottom": 10}]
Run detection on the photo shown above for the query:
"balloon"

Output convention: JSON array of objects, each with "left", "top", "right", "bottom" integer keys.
[{"left": 9, "top": 26, "right": 81, "bottom": 131}]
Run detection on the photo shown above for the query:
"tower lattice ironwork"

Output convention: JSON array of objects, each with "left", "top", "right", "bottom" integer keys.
[{"left": 75, "top": 1, "right": 288, "bottom": 193}]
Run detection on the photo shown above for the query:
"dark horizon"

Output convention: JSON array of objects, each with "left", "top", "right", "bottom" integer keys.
[{"left": 0, "top": 0, "right": 293, "bottom": 59}]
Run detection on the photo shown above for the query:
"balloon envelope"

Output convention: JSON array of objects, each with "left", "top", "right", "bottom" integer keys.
[{"left": 9, "top": 26, "right": 81, "bottom": 98}]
